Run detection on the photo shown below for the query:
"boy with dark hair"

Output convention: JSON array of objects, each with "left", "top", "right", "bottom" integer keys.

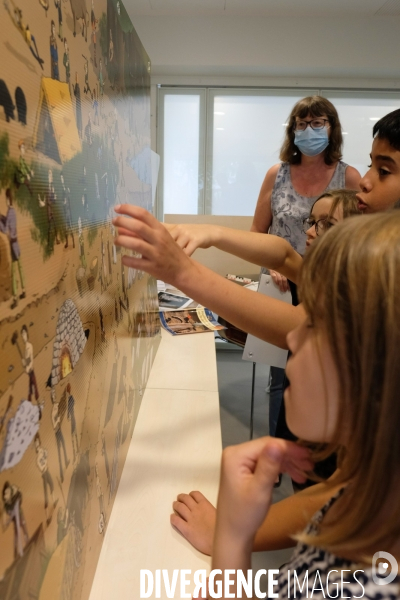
[{"left": 356, "top": 108, "right": 400, "bottom": 213}]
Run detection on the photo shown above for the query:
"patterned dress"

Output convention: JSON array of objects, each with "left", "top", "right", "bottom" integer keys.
[{"left": 276, "top": 493, "right": 399, "bottom": 599}]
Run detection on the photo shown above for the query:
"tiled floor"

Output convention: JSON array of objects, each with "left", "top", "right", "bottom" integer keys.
[{"left": 215, "top": 347, "right": 294, "bottom": 584}]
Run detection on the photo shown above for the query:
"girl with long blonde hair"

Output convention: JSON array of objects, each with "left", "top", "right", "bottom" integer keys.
[{"left": 210, "top": 211, "right": 400, "bottom": 598}]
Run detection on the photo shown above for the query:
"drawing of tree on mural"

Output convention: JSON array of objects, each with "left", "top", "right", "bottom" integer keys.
[{"left": 0, "top": 133, "right": 118, "bottom": 259}]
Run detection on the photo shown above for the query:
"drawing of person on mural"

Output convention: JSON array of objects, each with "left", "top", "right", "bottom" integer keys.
[
  {"left": 51, "top": 387, "right": 70, "bottom": 484},
  {"left": 80, "top": 166, "right": 89, "bottom": 222},
  {"left": 91, "top": 0, "right": 98, "bottom": 67},
  {"left": 54, "top": 0, "right": 63, "bottom": 39},
  {"left": 0, "top": 396, "right": 13, "bottom": 440},
  {"left": 21, "top": 324, "right": 40, "bottom": 404},
  {"left": 4, "top": 0, "right": 44, "bottom": 70},
  {"left": 60, "top": 172, "right": 75, "bottom": 249},
  {"left": 78, "top": 217, "right": 86, "bottom": 268},
  {"left": 102, "top": 171, "right": 109, "bottom": 215},
  {"left": 63, "top": 38, "right": 70, "bottom": 86},
  {"left": 66, "top": 383, "right": 79, "bottom": 462},
  {"left": 73, "top": 72, "right": 82, "bottom": 138},
  {"left": 50, "top": 20, "right": 59, "bottom": 80},
  {"left": 83, "top": 56, "right": 92, "bottom": 97},
  {"left": 109, "top": 28, "right": 115, "bottom": 90},
  {"left": 98, "top": 303, "right": 106, "bottom": 342},
  {"left": 99, "top": 230, "right": 109, "bottom": 292},
  {"left": 38, "top": 169, "right": 61, "bottom": 246},
  {"left": 101, "top": 431, "right": 110, "bottom": 489},
  {"left": 84, "top": 113, "right": 92, "bottom": 146},
  {"left": 14, "top": 140, "right": 33, "bottom": 196},
  {"left": 107, "top": 238, "right": 112, "bottom": 283},
  {"left": 98, "top": 58, "right": 104, "bottom": 115},
  {"left": 93, "top": 88, "right": 99, "bottom": 125},
  {"left": 1, "top": 481, "right": 29, "bottom": 559},
  {"left": 95, "top": 463, "right": 105, "bottom": 533},
  {"left": 34, "top": 433, "right": 58, "bottom": 525},
  {"left": 109, "top": 416, "right": 122, "bottom": 501},
  {"left": 0, "top": 189, "right": 26, "bottom": 309}
]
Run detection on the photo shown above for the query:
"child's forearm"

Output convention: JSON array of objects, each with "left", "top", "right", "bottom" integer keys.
[
  {"left": 211, "top": 227, "right": 303, "bottom": 284},
  {"left": 211, "top": 526, "right": 253, "bottom": 600},
  {"left": 113, "top": 206, "right": 304, "bottom": 347},
  {"left": 176, "top": 260, "right": 305, "bottom": 350},
  {"left": 253, "top": 482, "right": 338, "bottom": 551}
]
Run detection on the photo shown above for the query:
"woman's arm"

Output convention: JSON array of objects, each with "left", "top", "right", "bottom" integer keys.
[
  {"left": 167, "top": 224, "right": 303, "bottom": 284},
  {"left": 252, "top": 164, "right": 290, "bottom": 293},
  {"left": 250, "top": 164, "right": 280, "bottom": 233},
  {"left": 113, "top": 205, "right": 305, "bottom": 349},
  {"left": 344, "top": 165, "right": 361, "bottom": 190}
]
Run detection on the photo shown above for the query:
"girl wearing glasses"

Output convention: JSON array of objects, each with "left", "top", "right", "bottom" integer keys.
[{"left": 164, "top": 188, "right": 360, "bottom": 291}]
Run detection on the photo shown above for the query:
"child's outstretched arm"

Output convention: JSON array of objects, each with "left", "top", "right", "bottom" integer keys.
[
  {"left": 113, "top": 205, "right": 305, "bottom": 350},
  {"left": 166, "top": 223, "right": 303, "bottom": 284}
]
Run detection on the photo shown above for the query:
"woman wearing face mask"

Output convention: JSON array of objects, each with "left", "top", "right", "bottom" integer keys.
[
  {"left": 252, "top": 96, "right": 360, "bottom": 438},
  {"left": 252, "top": 96, "right": 361, "bottom": 260}
]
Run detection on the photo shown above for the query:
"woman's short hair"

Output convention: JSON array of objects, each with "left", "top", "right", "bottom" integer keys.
[
  {"left": 298, "top": 211, "right": 400, "bottom": 556},
  {"left": 280, "top": 96, "right": 343, "bottom": 166}
]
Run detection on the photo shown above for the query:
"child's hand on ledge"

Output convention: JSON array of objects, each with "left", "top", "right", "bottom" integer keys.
[{"left": 171, "top": 491, "right": 216, "bottom": 556}]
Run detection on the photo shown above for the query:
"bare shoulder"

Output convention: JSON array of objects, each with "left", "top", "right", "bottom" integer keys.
[
  {"left": 252, "top": 164, "right": 282, "bottom": 232},
  {"left": 263, "top": 163, "right": 281, "bottom": 186},
  {"left": 257, "top": 163, "right": 281, "bottom": 199},
  {"left": 344, "top": 164, "right": 361, "bottom": 189}
]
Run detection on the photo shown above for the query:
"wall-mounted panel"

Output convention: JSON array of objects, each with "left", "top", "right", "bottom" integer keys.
[{"left": 0, "top": 1, "right": 160, "bottom": 598}]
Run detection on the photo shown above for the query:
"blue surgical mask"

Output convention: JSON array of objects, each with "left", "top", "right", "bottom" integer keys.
[{"left": 294, "top": 126, "right": 329, "bottom": 157}]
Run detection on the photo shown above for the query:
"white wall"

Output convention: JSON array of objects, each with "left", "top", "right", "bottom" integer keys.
[{"left": 131, "top": 15, "right": 400, "bottom": 87}]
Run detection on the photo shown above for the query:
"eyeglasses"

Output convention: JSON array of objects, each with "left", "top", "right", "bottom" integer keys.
[
  {"left": 294, "top": 118, "right": 330, "bottom": 132},
  {"left": 302, "top": 217, "right": 335, "bottom": 236}
]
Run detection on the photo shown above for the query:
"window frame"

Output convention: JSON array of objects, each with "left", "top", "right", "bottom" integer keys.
[
  {"left": 157, "top": 86, "right": 400, "bottom": 218},
  {"left": 157, "top": 87, "right": 207, "bottom": 219}
]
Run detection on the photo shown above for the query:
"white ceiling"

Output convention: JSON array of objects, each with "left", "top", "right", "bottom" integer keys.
[{"left": 127, "top": 0, "right": 400, "bottom": 17}]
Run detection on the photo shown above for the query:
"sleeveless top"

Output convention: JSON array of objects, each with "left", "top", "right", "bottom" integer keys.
[
  {"left": 269, "top": 160, "right": 348, "bottom": 256},
  {"left": 276, "top": 492, "right": 400, "bottom": 599}
]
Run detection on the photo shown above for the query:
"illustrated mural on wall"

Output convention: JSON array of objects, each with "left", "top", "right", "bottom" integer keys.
[{"left": 0, "top": 1, "right": 160, "bottom": 598}]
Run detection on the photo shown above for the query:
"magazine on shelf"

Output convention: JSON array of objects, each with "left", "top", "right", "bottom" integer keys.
[
  {"left": 158, "top": 291, "right": 193, "bottom": 311},
  {"left": 159, "top": 308, "right": 227, "bottom": 336}
]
